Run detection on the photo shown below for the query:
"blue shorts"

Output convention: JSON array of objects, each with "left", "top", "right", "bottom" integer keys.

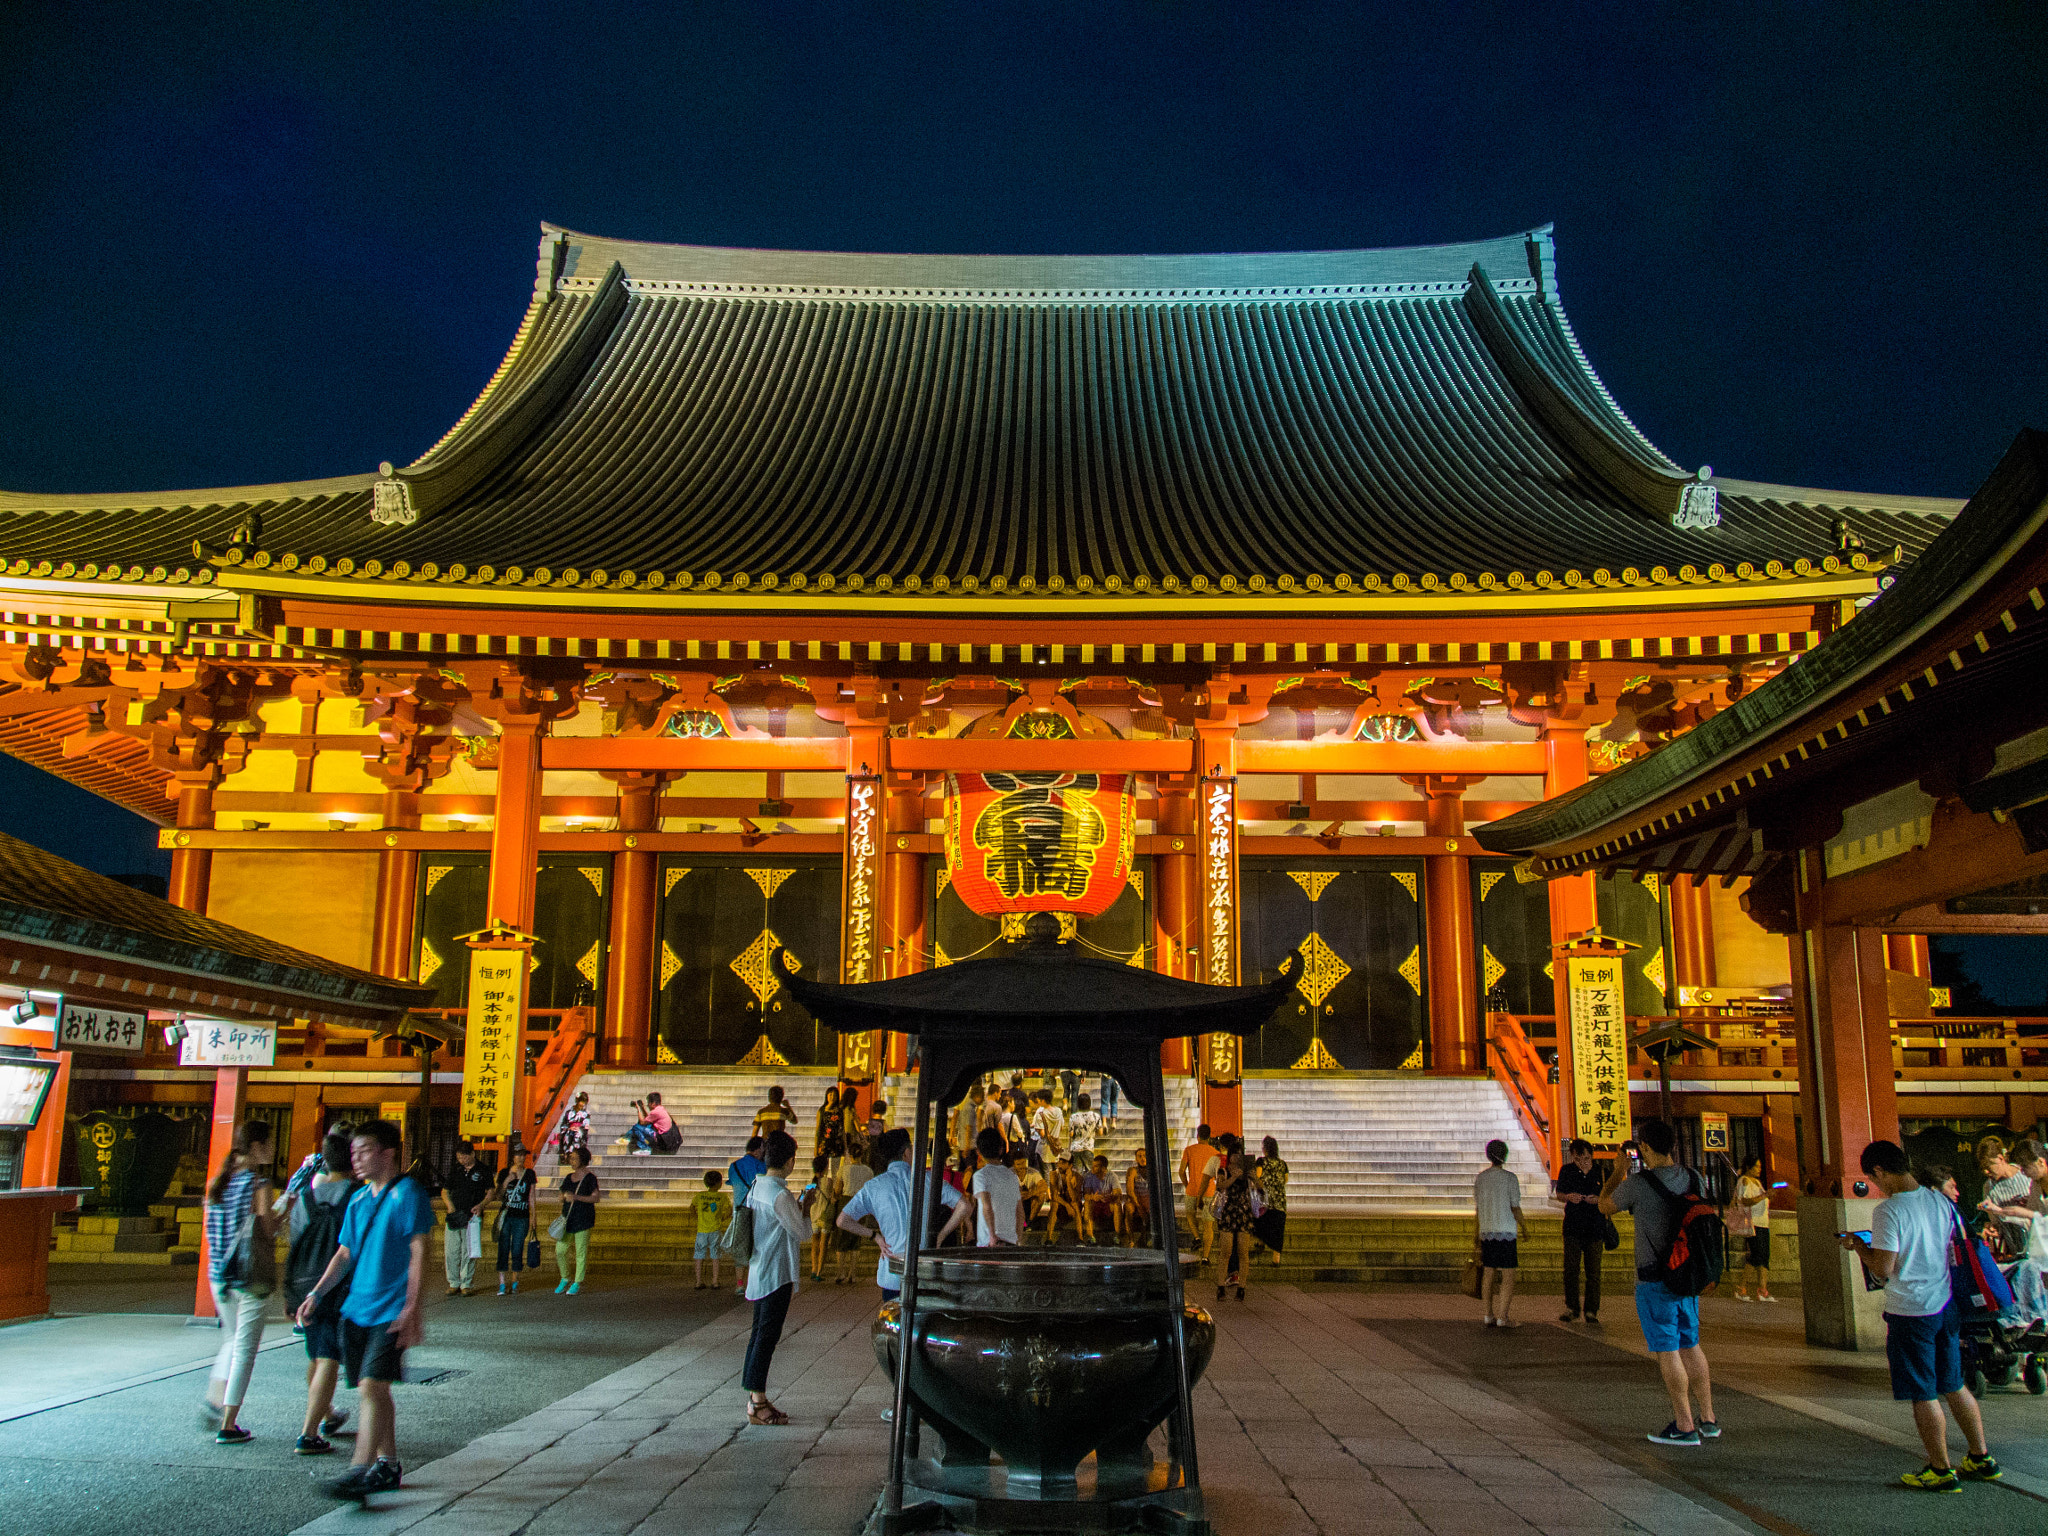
[
  {"left": 1634, "top": 1282, "right": 1700, "bottom": 1352},
  {"left": 693, "top": 1230, "right": 720, "bottom": 1260},
  {"left": 1884, "top": 1301, "right": 1963, "bottom": 1402}
]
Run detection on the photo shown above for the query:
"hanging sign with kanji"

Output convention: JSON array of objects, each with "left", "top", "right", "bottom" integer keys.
[
  {"left": 57, "top": 1001, "right": 146, "bottom": 1054},
  {"left": 943, "top": 770, "right": 1135, "bottom": 918},
  {"left": 460, "top": 949, "right": 526, "bottom": 1137},
  {"left": 1565, "top": 955, "right": 1630, "bottom": 1145},
  {"left": 1200, "top": 777, "right": 1237, "bottom": 983},
  {"left": 179, "top": 1019, "right": 276, "bottom": 1068}
]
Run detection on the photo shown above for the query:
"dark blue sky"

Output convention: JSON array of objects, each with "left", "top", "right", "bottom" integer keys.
[{"left": 1, "top": 1, "right": 2043, "bottom": 873}]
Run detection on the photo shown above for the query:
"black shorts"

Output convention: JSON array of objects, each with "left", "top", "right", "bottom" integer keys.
[
  {"left": 303, "top": 1309, "right": 344, "bottom": 1362},
  {"left": 1479, "top": 1237, "right": 1519, "bottom": 1270},
  {"left": 340, "top": 1318, "right": 405, "bottom": 1387}
]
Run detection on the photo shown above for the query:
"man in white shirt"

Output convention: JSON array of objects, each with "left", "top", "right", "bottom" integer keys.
[
  {"left": 972, "top": 1128, "right": 1024, "bottom": 1246},
  {"left": 1841, "top": 1139, "right": 2000, "bottom": 1492},
  {"left": 1030, "top": 1091, "right": 1065, "bottom": 1170},
  {"left": 837, "top": 1129, "right": 969, "bottom": 1300},
  {"left": 1472, "top": 1139, "right": 1525, "bottom": 1328},
  {"left": 1064, "top": 1093, "right": 1103, "bottom": 1173}
]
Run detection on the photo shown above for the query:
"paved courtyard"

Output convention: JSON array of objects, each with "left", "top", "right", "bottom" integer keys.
[{"left": 6, "top": 1270, "right": 2047, "bottom": 1536}]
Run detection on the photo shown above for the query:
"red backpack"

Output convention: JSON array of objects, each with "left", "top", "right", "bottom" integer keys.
[{"left": 1645, "top": 1167, "right": 1726, "bottom": 1298}]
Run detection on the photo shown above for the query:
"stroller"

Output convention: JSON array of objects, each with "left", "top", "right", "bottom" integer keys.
[
  {"left": 1959, "top": 1307, "right": 2047, "bottom": 1397},
  {"left": 1960, "top": 1247, "right": 2048, "bottom": 1397}
]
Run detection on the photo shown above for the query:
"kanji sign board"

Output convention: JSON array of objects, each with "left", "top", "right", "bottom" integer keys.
[
  {"left": 461, "top": 948, "right": 526, "bottom": 1138},
  {"left": 1565, "top": 956, "right": 1630, "bottom": 1145}
]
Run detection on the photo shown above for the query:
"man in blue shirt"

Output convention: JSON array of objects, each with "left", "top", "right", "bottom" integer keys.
[
  {"left": 295, "top": 1119, "right": 435, "bottom": 1499},
  {"left": 837, "top": 1129, "right": 969, "bottom": 1300}
]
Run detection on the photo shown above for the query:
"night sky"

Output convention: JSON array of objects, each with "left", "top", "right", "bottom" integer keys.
[{"left": 1, "top": 2, "right": 2043, "bottom": 884}]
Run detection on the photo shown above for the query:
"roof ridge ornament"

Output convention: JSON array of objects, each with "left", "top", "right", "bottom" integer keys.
[
  {"left": 1673, "top": 467, "right": 1720, "bottom": 531},
  {"left": 370, "top": 463, "right": 418, "bottom": 527}
]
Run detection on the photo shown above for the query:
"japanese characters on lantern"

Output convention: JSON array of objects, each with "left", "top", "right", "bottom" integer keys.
[
  {"left": 1566, "top": 955, "right": 1629, "bottom": 1145},
  {"left": 460, "top": 948, "right": 526, "bottom": 1138},
  {"left": 943, "top": 770, "right": 1134, "bottom": 917}
]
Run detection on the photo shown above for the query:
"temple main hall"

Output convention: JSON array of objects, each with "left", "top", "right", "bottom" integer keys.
[{"left": 2, "top": 222, "right": 2026, "bottom": 1268}]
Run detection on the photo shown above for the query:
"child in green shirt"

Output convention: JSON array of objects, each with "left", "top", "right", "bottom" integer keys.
[{"left": 692, "top": 1170, "right": 732, "bottom": 1290}]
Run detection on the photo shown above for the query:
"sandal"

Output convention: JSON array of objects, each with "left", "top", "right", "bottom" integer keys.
[{"left": 746, "top": 1401, "right": 791, "bottom": 1426}]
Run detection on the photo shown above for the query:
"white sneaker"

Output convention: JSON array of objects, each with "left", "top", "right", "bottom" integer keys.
[{"left": 1734, "top": 1293, "right": 1752, "bottom": 1302}]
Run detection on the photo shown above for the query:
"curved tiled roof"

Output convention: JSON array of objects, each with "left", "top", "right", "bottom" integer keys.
[
  {"left": 0, "top": 830, "right": 429, "bottom": 1016},
  {"left": 0, "top": 224, "right": 1960, "bottom": 600}
]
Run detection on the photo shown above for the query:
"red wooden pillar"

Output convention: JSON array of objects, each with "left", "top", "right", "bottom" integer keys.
[
  {"left": 603, "top": 774, "right": 661, "bottom": 1068},
  {"left": 1885, "top": 933, "right": 1931, "bottom": 978},
  {"left": 371, "top": 791, "right": 420, "bottom": 979},
  {"left": 1543, "top": 726, "right": 1595, "bottom": 1148},
  {"left": 1790, "top": 847, "right": 1900, "bottom": 1195},
  {"left": 1155, "top": 789, "right": 1197, "bottom": 1076},
  {"left": 1670, "top": 874, "right": 1717, "bottom": 1001},
  {"left": 167, "top": 776, "right": 215, "bottom": 914},
  {"left": 1418, "top": 779, "right": 1479, "bottom": 1074},
  {"left": 192, "top": 1066, "right": 248, "bottom": 1320},
  {"left": 883, "top": 785, "right": 925, "bottom": 1074},
  {"left": 486, "top": 717, "right": 544, "bottom": 1141},
  {"left": 1194, "top": 733, "right": 1242, "bottom": 1138}
]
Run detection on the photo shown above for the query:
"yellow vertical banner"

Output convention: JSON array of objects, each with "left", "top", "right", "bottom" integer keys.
[
  {"left": 461, "top": 948, "right": 526, "bottom": 1138},
  {"left": 1565, "top": 955, "right": 1629, "bottom": 1145}
]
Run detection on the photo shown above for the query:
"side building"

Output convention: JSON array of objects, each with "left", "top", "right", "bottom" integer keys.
[{"left": 2, "top": 222, "right": 2022, "bottom": 1227}]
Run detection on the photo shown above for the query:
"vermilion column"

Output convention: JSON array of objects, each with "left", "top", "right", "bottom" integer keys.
[
  {"left": 603, "top": 774, "right": 661, "bottom": 1068},
  {"left": 1669, "top": 875, "right": 1717, "bottom": 1001},
  {"left": 1155, "top": 789, "right": 1196, "bottom": 1076},
  {"left": 1419, "top": 780, "right": 1479, "bottom": 1075},
  {"left": 371, "top": 791, "right": 420, "bottom": 978},
  {"left": 192, "top": 1065, "right": 247, "bottom": 1320},
  {"left": 882, "top": 786, "right": 925, "bottom": 1074},
  {"left": 165, "top": 773, "right": 237, "bottom": 1320},
  {"left": 488, "top": 719, "right": 544, "bottom": 934},
  {"left": 1885, "top": 934, "right": 1931, "bottom": 978},
  {"left": 167, "top": 776, "right": 215, "bottom": 913},
  {"left": 486, "top": 717, "right": 544, "bottom": 1140},
  {"left": 1543, "top": 726, "right": 1595, "bottom": 1148},
  {"left": 1790, "top": 847, "right": 1900, "bottom": 1195}
]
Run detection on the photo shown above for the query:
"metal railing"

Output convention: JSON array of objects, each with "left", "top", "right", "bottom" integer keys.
[{"left": 1484, "top": 1012, "right": 1555, "bottom": 1173}]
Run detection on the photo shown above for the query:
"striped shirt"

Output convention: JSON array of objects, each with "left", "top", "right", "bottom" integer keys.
[{"left": 205, "top": 1169, "right": 263, "bottom": 1283}]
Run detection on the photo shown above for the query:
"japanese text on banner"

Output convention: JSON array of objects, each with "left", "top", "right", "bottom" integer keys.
[
  {"left": 1566, "top": 956, "right": 1630, "bottom": 1146},
  {"left": 461, "top": 949, "right": 527, "bottom": 1138}
]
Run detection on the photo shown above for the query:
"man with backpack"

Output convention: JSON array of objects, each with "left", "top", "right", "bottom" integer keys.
[
  {"left": 1599, "top": 1119, "right": 1720, "bottom": 1446},
  {"left": 283, "top": 1127, "right": 359, "bottom": 1455},
  {"left": 294, "top": 1119, "right": 436, "bottom": 1500},
  {"left": 1840, "top": 1140, "right": 2001, "bottom": 1492}
]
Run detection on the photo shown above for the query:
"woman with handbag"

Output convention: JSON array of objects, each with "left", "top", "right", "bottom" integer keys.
[
  {"left": 1213, "top": 1136, "right": 1256, "bottom": 1303},
  {"left": 741, "top": 1130, "right": 812, "bottom": 1426},
  {"left": 202, "top": 1118, "right": 278, "bottom": 1443},
  {"left": 553, "top": 1147, "right": 601, "bottom": 1295},
  {"left": 1731, "top": 1157, "right": 1774, "bottom": 1301},
  {"left": 495, "top": 1149, "right": 538, "bottom": 1295}
]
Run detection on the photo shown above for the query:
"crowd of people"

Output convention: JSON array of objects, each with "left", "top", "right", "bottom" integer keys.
[
  {"left": 201, "top": 1069, "right": 2045, "bottom": 1491},
  {"left": 1466, "top": 1119, "right": 2047, "bottom": 1492}
]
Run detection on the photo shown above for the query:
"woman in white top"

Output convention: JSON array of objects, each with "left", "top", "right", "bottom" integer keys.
[
  {"left": 741, "top": 1130, "right": 812, "bottom": 1426},
  {"left": 1733, "top": 1157, "right": 1775, "bottom": 1301}
]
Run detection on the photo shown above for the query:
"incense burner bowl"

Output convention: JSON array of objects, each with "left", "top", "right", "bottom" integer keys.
[{"left": 872, "top": 1248, "right": 1215, "bottom": 1493}]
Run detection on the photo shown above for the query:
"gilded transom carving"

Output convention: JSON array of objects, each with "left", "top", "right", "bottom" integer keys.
[{"left": 1288, "top": 870, "right": 1339, "bottom": 902}]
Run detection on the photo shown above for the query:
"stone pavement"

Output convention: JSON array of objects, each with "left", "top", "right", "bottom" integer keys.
[{"left": 285, "top": 1284, "right": 1780, "bottom": 1536}]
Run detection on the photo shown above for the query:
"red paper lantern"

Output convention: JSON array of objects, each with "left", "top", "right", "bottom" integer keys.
[{"left": 943, "top": 770, "right": 1136, "bottom": 918}]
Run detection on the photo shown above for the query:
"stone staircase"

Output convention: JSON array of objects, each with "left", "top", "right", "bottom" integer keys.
[
  {"left": 568, "top": 1068, "right": 1201, "bottom": 1208},
  {"left": 1238, "top": 1075, "right": 1554, "bottom": 1215}
]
